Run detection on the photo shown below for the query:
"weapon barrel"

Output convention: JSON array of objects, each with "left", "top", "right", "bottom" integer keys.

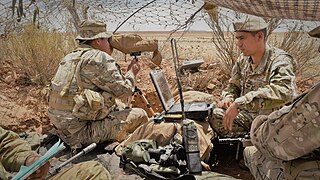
[{"left": 48, "top": 143, "right": 96, "bottom": 177}]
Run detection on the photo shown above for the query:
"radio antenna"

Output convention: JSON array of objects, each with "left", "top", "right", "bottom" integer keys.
[{"left": 170, "top": 38, "right": 185, "bottom": 120}]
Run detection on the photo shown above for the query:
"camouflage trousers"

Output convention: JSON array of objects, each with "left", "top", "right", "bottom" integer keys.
[
  {"left": 244, "top": 146, "right": 320, "bottom": 180},
  {"left": 208, "top": 108, "right": 253, "bottom": 138},
  {"left": 50, "top": 161, "right": 111, "bottom": 180},
  {"left": 48, "top": 108, "right": 148, "bottom": 149},
  {"left": 244, "top": 146, "right": 284, "bottom": 180}
]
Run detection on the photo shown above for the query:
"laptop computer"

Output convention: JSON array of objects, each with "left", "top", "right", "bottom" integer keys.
[{"left": 150, "top": 69, "right": 213, "bottom": 121}]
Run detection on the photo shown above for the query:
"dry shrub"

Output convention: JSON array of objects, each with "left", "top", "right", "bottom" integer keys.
[
  {"left": 204, "top": 11, "right": 319, "bottom": 90},
  {"left": 270, "top": 31, "right": 320, "bottom": 80},
  {"left": 178, "top": 63, "right": 229, "bottom": 98},
  {"left": 3, "top": 25, "right": 76, "bottom": 85}
]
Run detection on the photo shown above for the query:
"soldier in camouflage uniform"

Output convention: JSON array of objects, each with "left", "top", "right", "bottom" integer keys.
[
  {"left": 243, "top": 26, "right": 320, "bottom": 180},
  {"left": 47, "top": 20, "right": 148, "bottom": 149},
  {"left": 209, "top": 15, "right": 298, "bottom": 138},
  {"left": 0, "top": 127, "right": 111, "bottom": 180}
]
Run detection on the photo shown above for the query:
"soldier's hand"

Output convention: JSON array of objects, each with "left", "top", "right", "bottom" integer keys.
[
  {"left": 127, "top": 60, "right": 140, "bottom": 75},
  {"left": 223, "top": 102, "right": 239, "bottom": 130},
  {"left": 25, "top": 153, "right": 50, "bottom": 180},
  {"left": 217, "top": 100, "right": 232, "bottom": 109}
]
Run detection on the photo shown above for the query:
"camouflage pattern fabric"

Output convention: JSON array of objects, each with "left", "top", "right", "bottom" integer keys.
[
  {"left": 0, "top": 128, "right": 111, "bottom": 180},
  {"left": 210, "top": 45, "right": 297, "bottom": 137},
  {"left": 48, "top": 44, "right": 148, "bottom": 149},
  {"left": 48, "top": 107, "right": 148, "bottom": 149},
  {"left": 244, "top": 146, "right": 320, "bottom": 180},
  {"left": 76, "top": 20, "right": 112, "bottom": 41},
  {"left": 195, "top": 171, "right": 240, "bottom": 179},
  {"left": 244, "top": 82, "right": 320, "bottom": 179},
  {"left": 0, "top": 127, "right": 34, "bottom": 180},
  {"left": 210, "top": 108, "right": 252, "bottom": 138},
  {"left": 243, "top": 146, "right": 284, "bottom": 180},
  {"left": 205, "top": 0, "right": 320, "bottom": 21},
  {"left": 50, "top": 161, "right": 111, "bottom": 180},
  {"left": 283, "top": 158, "right": 320, "bottom": 180},
  {"left": 115, "top": 119, "right": 215, "bottom": 162},
  {"left": 250, "top": 81, "right": 320, "bottom": 161}
]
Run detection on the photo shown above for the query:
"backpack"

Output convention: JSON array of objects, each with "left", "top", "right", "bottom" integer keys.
[{"left": 120, "top": 139, "right": 195, "bottom": 180}]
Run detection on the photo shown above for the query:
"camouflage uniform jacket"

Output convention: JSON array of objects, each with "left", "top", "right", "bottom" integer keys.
[
  {"left": 49, "top": 44, "right": 136, "bottom": 119},
  {"left": 73, "top": 44, "right": 136, "bottom": 99},
  {"left": 0, "top": 127, "right": 34, "bottom": 180},
  {"left": 222, "top": 45, "right": 298, "bottom": 118}
]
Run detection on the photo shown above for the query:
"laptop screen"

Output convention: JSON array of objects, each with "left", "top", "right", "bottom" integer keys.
[{"left": 150, "top": 70, "right": 175, "bottom": 112}]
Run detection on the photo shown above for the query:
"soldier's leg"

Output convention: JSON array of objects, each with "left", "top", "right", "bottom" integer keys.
[
  {"left": 114, "top": 120, "right": 179, "bottom": 155},
  {"left": 107, "top": 108, "right": 148, "bottom": 142},
  {"left": 114, "top": 119, "right": 214, "bottom": 161},
  {"left": 283, "top": 158, "right": 320, "bottom": 179},
  {"left": 73, "top": 108, "right": 148, "bottom": 146},
  {"left": 49, "top": 161, "right": 111, "bottom": 180},
  {"left": 243, "top": 146, "right": 284, "bottom": 180},
  {"left": 209, "top": 108, "right": 251, "bottom": 138}
]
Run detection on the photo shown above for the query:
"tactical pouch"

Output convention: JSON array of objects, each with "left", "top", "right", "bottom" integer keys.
[
  {"left": 72, "top": 89, "right": 106, "bottom": 120},
  {"left": 122, "top": 139, "right": 156, "bottom": 163},
  {"left": 71, "top": 49, "right": 114, "bottom": 120}
]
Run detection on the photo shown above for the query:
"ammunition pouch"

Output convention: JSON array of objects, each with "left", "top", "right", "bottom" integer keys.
[
  {"left": 122, "top": 139, "right": 156, "bottom": 163},
  {"left": 72, "top": 89, "right": 115, "bottom": 120},
  {"left": 49, "top": 91, "right": 75, "bottom": 111}
]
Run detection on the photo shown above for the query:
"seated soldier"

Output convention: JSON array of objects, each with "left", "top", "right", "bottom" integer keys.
[
  {"left": 209, "top": 15, "right": 298, "bottom": 138},
  {"left": 0, "top": 127, "right": 111, "bottom": 180},
  {"left": 47, "top": 20, "right": 148, "bottom": 150},
  {"left": 244, "top": 26, "right": 320, "bottom": 180}
]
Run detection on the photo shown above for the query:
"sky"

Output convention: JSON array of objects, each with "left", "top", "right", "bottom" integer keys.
[{"left": 108, "top": 19, "right": 212, "bottom": 32}]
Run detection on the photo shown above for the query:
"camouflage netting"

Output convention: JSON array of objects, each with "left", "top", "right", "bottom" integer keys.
[
  {"left": 0, "top": 0, "right": 206, "bottom": 35},
  {"left": 1, "top": 1, "right": 319, "bottom": 39},
  {"left": 205, "top": 0, "right": 320, "bottom": 21}
]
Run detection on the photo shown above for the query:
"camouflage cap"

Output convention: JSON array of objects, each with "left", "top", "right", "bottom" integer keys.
[
  {"left": 233, "top": 15, "right": 268, "bottom": 32},
  {"left": 76, "top": 20, "right": 113, "bottom": 41},
  {"left": 308, "top": 26, "right": 320, "bottom": 38}
]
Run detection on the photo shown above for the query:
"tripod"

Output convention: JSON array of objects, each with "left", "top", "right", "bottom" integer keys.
[{"left": 127, "top": 52, "right": 155, "bottom": 117}]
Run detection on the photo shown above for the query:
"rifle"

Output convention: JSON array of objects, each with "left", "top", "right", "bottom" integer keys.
[
  {"left": 48, "top": 143, "right": 96, "bottom": 177},
  {"left": 171, "top": 38, "right": 202, "bottom": 175}
]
